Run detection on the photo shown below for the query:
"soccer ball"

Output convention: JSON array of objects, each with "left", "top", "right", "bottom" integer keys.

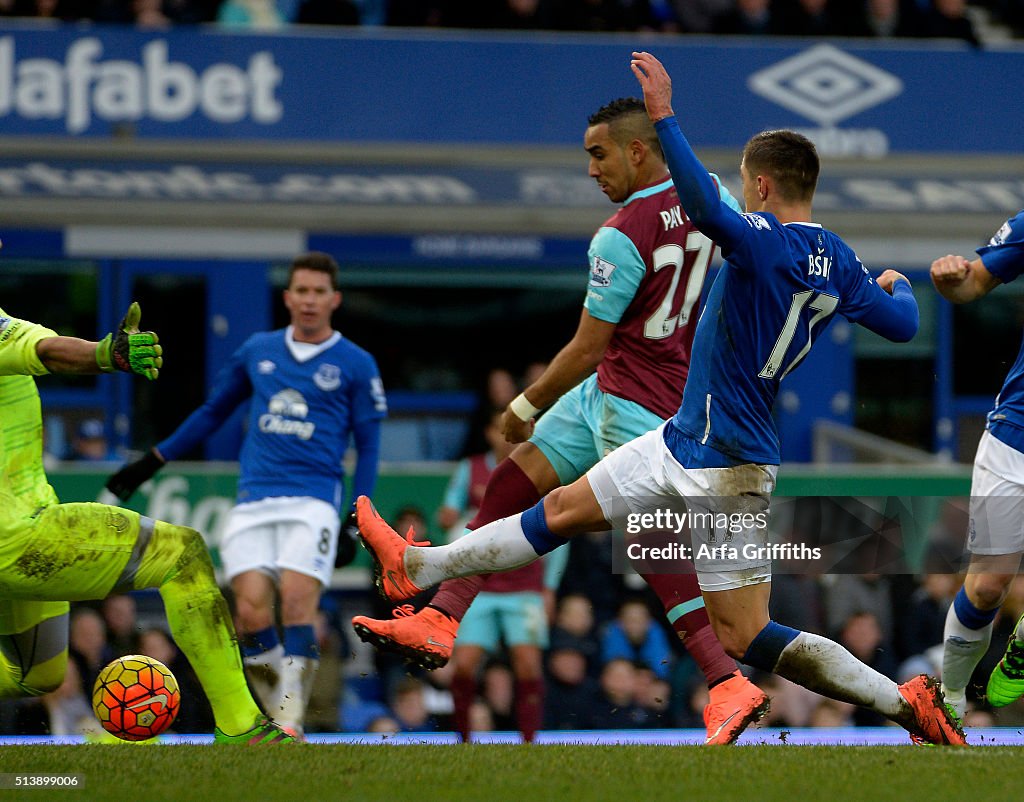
[{"left": 92, "top": 655, "right": 180, "bottom": 741}]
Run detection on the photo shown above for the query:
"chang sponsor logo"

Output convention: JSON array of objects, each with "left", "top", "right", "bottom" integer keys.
[
  {"left": 260, "top": 389, "right": 315, "bottom": 440},
  {"left": 0, "top": 36, "right": 283, "bottom": 134},
  {"left": 748, "top": 44, "right": 902, "bottom": 157}
]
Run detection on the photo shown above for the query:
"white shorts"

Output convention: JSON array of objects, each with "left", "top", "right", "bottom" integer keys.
[
  {"left": 587, "top": 424, "right": 777, "bottom": 592},
  {"left": 219, "top": 496, "right": 339, "bottom": 586},
  {"left": 967, "top": 430, "right": 1024, "bottom": 557}
]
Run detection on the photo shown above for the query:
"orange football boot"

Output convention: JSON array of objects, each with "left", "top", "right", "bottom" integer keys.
[
  {"left": 703, "top": 672, "right": 770, "bottom": 745},
  {"left": 352, "top": 606, "right": 459, "bottom": 670},
  {"left": 898, "top": 674, "right": 967, "bottom": 746},
  {"left": 356, "top": 495, "right": 426, "bottom": 602}
]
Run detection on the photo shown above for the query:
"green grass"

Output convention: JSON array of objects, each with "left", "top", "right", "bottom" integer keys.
[{"left": 2, "top": 744, "right": 1024, "bottom": 802}]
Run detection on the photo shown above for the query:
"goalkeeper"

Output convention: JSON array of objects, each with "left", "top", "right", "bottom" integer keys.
[
  {"left": 105, "top": 253, "right": 386, "bottom": 739},
  {"left": 0, "top": 303, "right": 291, "bottom": 744}
]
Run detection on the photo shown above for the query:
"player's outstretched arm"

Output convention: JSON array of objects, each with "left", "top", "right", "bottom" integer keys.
[
  {"left": 24, "top": 302, "right": 161, "bottom": 379},
  {"left": 630, "top": 51, "right": 746, "bottom": 246},
  {"left": 930, "top": 255, "right": 1000, "bottom": 304}
]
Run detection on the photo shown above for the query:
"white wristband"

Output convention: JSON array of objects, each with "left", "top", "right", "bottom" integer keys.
[{"left": 509, "top": 393, "right": 541, "bottom": 422}]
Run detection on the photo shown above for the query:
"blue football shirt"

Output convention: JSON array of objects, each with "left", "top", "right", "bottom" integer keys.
[
  {"left": 977, "top": 211, "right": 1024, "bottom": 450},
  {"left": 654, "top": 116, "right": 919, "bottom": 467},
  {"left": 159, "top": 327, "right": 387, "bottom": 509}
]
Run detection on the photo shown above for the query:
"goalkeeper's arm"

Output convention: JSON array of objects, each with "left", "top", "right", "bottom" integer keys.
[{"left": 36, "top": 302, "right": 163, "bottom": 380}]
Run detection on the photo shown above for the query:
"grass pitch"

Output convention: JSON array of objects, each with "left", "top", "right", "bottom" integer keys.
[{"left": 2, "top": 744, "right": 1023, "bottom": 802}]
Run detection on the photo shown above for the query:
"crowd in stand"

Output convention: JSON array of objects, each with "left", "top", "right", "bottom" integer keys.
[{"left": 1, "top": 0, "right": 1022, "bottom": 43}]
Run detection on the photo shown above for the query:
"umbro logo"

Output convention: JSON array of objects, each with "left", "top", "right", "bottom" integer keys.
[{"left": 748, "top": 44, "right": 902, "bottom": 127}]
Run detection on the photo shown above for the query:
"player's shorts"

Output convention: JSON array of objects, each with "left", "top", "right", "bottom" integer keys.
[
  {"left": 219, "top": 496, "right": 339, "bottom": 586},
  {"left": 967, "top": 430, "right": 1024, "bottom": 556},
  {"left": 457, "top": 591, "right": 548, "bottom": 651},
  {"left": 0, "top": 502, "right": 144, "bottom": 635},
  {"left": 532, "top": 374, "right": 664, "bottom": 486},
  {"left": 587, "top": 424, "right": 777, "bottom": 592}
]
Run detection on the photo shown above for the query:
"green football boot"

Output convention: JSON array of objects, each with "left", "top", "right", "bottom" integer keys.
[
  {"left": 214, "top": 716, "right": 295, "bottom": 745},
  {"left": 987, "top": 620, "right": 1024, "bottom": 708}
]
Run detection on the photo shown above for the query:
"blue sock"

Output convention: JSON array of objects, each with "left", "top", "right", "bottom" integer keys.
[
  {"left": 520, "top": 501, "right": 569, "bottom": 556},
  {"left": 741, "top": 620, "right": 800, "bottom": 672},
  {"left": 283, "top": 624, "right": 319, "bottom": 660},
  {"left": 953, "top": 586, "right": 998, "bottom": 630},
  {"left": 241, "top": 625, "right": 279, "bottom": 658}
]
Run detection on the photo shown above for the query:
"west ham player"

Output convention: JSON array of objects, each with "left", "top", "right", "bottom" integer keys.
[
  {"left": 931, "top": 211, "right": 1024, "bottom": 723},
  {"left": 353, "top": 97, "right": 770, "bottom": 745},
  {"left": 354, "top": 53, "right": 966, "bottom": 745},
  {"left": 107, "top": 253, "right": 386, "bottom": 738},
  {"left": 0, "top": 303, "right": 291, "bottom": 744}
]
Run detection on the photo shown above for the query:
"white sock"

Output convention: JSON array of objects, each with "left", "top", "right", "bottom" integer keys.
[
  {"left": 775, "top": 631, "right": 904, "bottom": 717},
  {"left": 277, "top": 655, "right": 318, "bottom": 733},
  {"left": 941, "top": 602, "right": 993, "bottom": 717},
  {"left": 405, "top": 512, "right": 541, "bottom": 588},
  {"left": 243, "top": 642, "right": 284, "bottom": 716}
]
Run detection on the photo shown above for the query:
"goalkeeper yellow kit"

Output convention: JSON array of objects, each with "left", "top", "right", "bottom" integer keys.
[{"left": 0, "top": 309, "right": 262, "bottom": 734}]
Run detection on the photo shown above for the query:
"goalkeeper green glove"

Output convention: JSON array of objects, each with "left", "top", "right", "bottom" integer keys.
[{"left": 95, "top": 302, "right": 163, "bottom": 380}]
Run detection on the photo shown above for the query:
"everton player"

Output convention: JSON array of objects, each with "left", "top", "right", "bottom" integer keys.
[
  {"left": 107, "top": 252, "right": 387, "bottom": 739},
  {"left": 931, "top": 211, "right": 1024, "bottom": 724}
]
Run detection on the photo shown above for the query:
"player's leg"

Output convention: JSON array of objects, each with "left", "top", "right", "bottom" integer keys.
[
  {"left": 943, "top": 558, "right": 1016, "bottom": 716},
  {"left": 449, "top": 632, "right": 489, "bottom": 742},
  {"left": 276, "top": 569, "right": 323, "bottom": 738},
  {"left": 353, "top": 388, "right": 594, "bottom": 663},
  {"left": 130, "top": 518, "right": 286, "bottom": 740},
  {"left": 636, "top": 567, "right": 766, "bottom": 744},
  {"left": 0, "top": 602, "right": 69, "bottom": 700},
  {"left": 352, "top": 444, "right": 560, "bottom": 667},
  {"left": 6, "top": 503, "right": 286, "bottom": 741},
  {"left": 429, "top": 444, "right": 562, "bottom": 621},
  {"left": 358, "top": 473, "right": 606, "bottom": 597},
  {"left": 273, "top": 498, "right": 340, "bottom": 738},
  {"left": 231, "top": 570, "right": 282, "bottom": 715},
  {"left": 656, "top": 444, "right": 963, "bottom": 745},
  {"left": 594, "top": 387, "right": 749, "bottom": 712},
  {"left": 500, "top": 592, "right": 547, "bottom": 743},
  {"left": 355, "top": 396, "right": 663, "bottom": 598},
  {"left": 221, "top": 502, "right": 284, "bottom": 716},
  {"left": 942, "top": 433, "right": 1024, "bottom": 715},
  {"left": 700, "top": 564, "right": 963, "bottom": 743}
]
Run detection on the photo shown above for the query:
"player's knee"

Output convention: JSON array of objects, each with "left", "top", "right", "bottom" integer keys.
[
  {"left": 234, "top": 594, "right": 273, "bottom": 632},
  {"left": 707, "top": 619, "right": 753, "bottom": 660},
  {"left": 279, "top": 591, "right": 317, "bottom": 627},
  {"left": 168, "top": 524, "right": 216, "bottom": 582},
  {"left": 718, "top": 632, "right": 750, "bottom": 661},
  {"left": 19, "top": 660, "right": 66, "bottom": 697},
  {"left": 967, "top": 577, "right": 1010, "bottom": 611},
  {"left": 540, "top": 488, "right": 576, "bottom": 534}
]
